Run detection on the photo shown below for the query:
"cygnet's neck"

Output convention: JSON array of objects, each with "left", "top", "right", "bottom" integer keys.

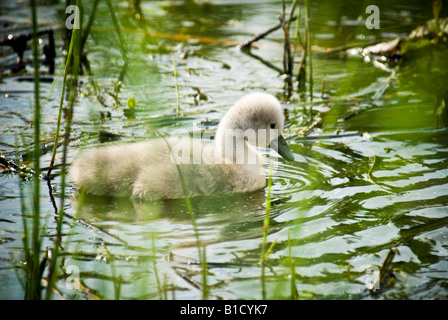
[{"left": 214, "top": 113, "right": 262, "bottom": 165}]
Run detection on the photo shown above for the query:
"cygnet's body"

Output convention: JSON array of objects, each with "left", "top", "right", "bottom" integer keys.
[{"left": 70, "top": 92, "right": 294, "bottom": 200}]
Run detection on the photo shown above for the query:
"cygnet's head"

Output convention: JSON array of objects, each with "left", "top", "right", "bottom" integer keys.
[{"left": 216, "top": 92, "right": 295, "bottom": 161}]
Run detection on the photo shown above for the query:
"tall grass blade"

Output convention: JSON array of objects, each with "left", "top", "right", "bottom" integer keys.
[
  {"left": 106, "top": 0, "right": 128, "bottom": 83},
  {"left": 261, "top": 160, "right": 273, "bottom": 299},
  {"left": 160, "top": 135, "right": 207, "bottom": 299},
  {"left": 305, "top": 0, "right": 313, "bottom": 101},
  {"left": 45, "top": 0, "right": 81, "bottom": 299},
  {"left": 47, "top": 6, "right": 78, "bottom": 178},
  {"left": 25, "top": 0, "right": 43, "bottom": 301},
  {"left": 172, "top": 56, "right": 181, "bottom": 117},
  {"left": 288, "top": 231, "right": 299, "bottom": 299},
  {"left": 201, "top": 244, "right": 208, "bottom": 300},
  {"left": 152, "top": 233, "right": 163, "bottom": 300}
]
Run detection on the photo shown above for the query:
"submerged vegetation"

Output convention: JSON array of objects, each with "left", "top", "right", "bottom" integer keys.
[{"left": 0, "top": 0, "right": 448, "bottom": 300}]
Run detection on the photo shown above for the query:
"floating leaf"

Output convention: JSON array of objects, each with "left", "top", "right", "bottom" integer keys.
[{"left": 127, "top": 96, "right": 136, "bottom": 109}]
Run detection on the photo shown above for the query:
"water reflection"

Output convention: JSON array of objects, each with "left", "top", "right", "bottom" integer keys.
[{"left": 74, "top": 190, "right": 267, "bottom": 225}]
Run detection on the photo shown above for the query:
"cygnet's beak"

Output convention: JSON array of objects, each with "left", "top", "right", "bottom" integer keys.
[{"left": 270, "top": 135, "right": 295, "bottom": 161}]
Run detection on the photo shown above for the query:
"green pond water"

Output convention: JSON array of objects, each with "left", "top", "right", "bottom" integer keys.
[{"left": 1, "top": 0, "right": 448, "bottom": 299}]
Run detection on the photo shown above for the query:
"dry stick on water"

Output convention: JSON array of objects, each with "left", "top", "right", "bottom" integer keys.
[
  {"left": 239, "top": 3, "right": 299, "bottom": 79},
  {"left": 280, "top": 0, "right": 291, "bottom": 77},
  {"left": 282, "top": 0, "right": 300, "bottom": 98},
  {"left": 287, "top": 0, "right": 299, "bottom": 68},
  {"left": 239, "top": 15, "right": 298, "bottom": 51},
  {"left": 239, "top": 3, "right": 300, "bottom": 98},
  {"left": 280, "top": 17, "right": 293, "bottom": 86},
  {"left": 281, "top": 0, "right": 299, "bottom": 79},
  {"left": 243, "top": 50, "right": 284, "bottom": 74}
]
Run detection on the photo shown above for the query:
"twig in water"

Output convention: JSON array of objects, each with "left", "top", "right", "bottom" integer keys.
[
  {"left": 62, "top": 209, "right": 129, "bottom": 246},
  {"left": 173, "top": 267, "right": 202, "bottom": 290},
  {"left": 282, "top": 0, "right": 299, "bottom": 80},
  {"left": 242, "top": 49, "right": 284, "bottom": 74},
  {"left": 280, "top": 1, "right": 293, "bottom": 78},
  {"left": 239, "top": 15, "right": 297, "bottom": 51}
]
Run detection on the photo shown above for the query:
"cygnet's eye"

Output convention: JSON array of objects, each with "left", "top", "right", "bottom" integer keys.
[{"left": 270, "top": 123, "right": 276, "bottom": 129}]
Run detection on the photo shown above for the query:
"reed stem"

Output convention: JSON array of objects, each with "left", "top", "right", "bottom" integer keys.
[
  {"left": 45, "top": 0, "right": 81, "bottom": 299},
  {"left": 106, "top": 0, "right": 128, "bottom": 84},
  {"left": 47, "top": 9, "right": 78, "bottom": 178},
  {"left": 25, "top": 0, "right": 43, "bottom": 301},
  {"left": 172, "top": 56, "right": 181, "bottom": 117},
  {"left": 288, "top": 231, "right": 298, "bottom": 299},
  {"left": 305, "top": 0, "right": 313, "bottom": 101},
  {"left": 261, "top": 161, "right": 273, "bottom": 299},
  {"left": 152, "top": 233, "right": 163, "bottom": 299},
  {"left": 161, "top": 135, "right": 207, "bottom": 299}
]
